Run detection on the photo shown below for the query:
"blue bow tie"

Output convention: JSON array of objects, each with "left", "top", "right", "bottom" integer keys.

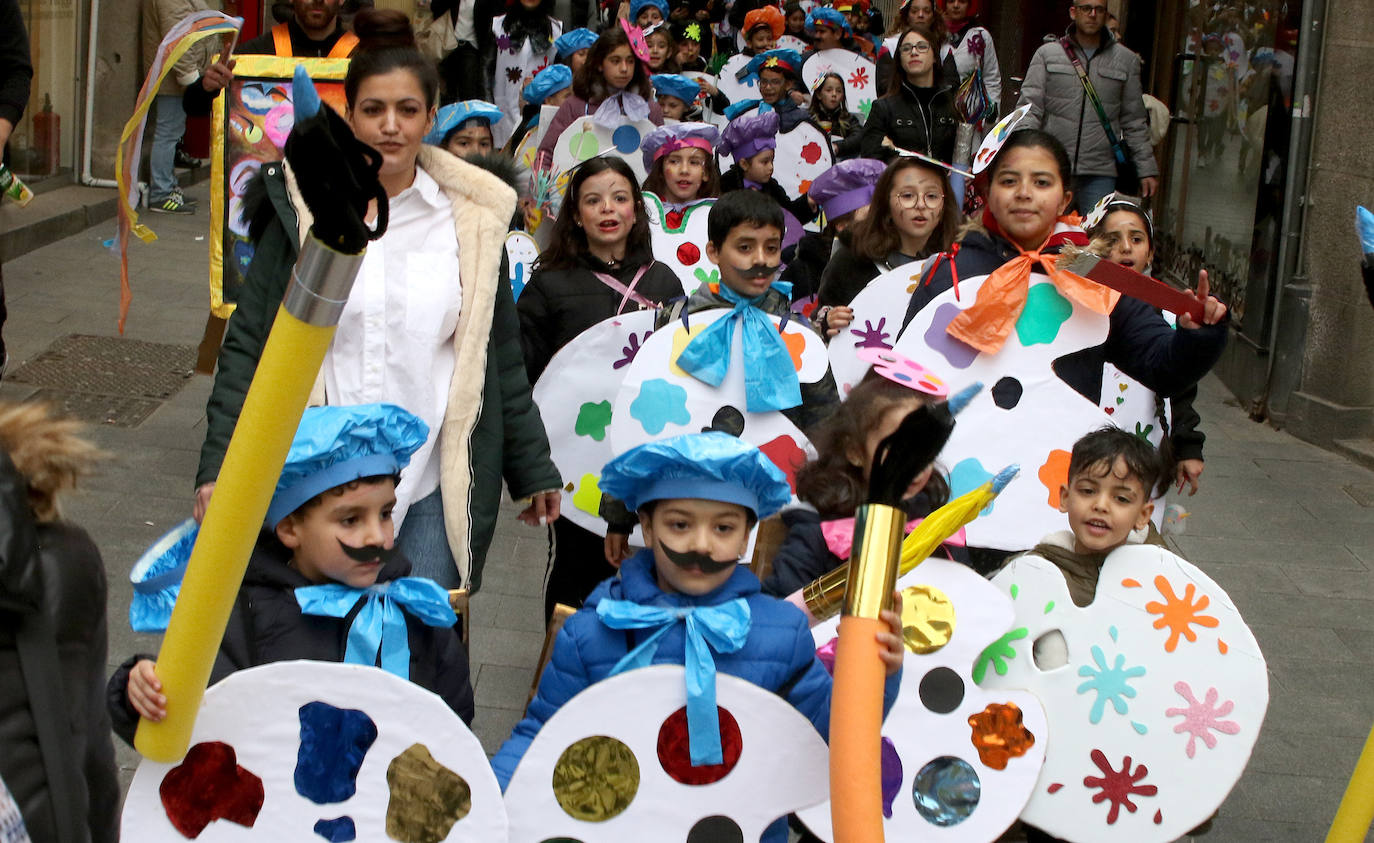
[
  {"left": 598, "top": 597, "right": 751, "bottom": 766},
  {"left": 296, "top": 578, "right": 457, "bottom": 680},
  {"left": 676, "top": 281, "right": 802, "bottom": 413}
]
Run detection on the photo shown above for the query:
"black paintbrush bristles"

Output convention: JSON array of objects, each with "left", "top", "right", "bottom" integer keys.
[{"left": 865, "top": 403, "right": 956, "bottom": 507}]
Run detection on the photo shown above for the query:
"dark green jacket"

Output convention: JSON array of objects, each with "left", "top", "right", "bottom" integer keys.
[{"left": 197, "top": 147, "right": 561, "bottom": 591}]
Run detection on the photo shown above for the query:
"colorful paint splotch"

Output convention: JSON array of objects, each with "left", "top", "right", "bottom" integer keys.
[
  {"left": 948, "top": 458, "right": 995, "bottom": 516},
  {"left": 972, "top": 627, "right": 1027, "bottom": 684},
  {"left": 924, "top": 303, "right": 980, "bottom": 369},
  {"left": 1165, "top": 681, "right": 1240, "bottom": 758},
  {"left": 656, "top": 705, "right": 743, "bottom": 785},
  {"left": 385, "top": 743, "right": 472, "bottom": 843},
  {"left": 669, "top": 323, "right": 709, "bottom": 376},
  {"left": 967, "top": 702, "right": 1036, "bottom": 770},
  {"left": 574, "top": 401, "right": 613, "bottom": 441},
  {"left": 880, "top": 737, "right": 903, "bottom": 818},
  {"left": 1015, "top": 284, "right": 1073, "bottom": 346},
  {"left": 758, "top": 434, "right": 807, "bottom": 494},
  {"left": 314, "top": 816, "right": 357, "bottom": 842},
  {"left": 1145, "top": 576, "right": 1220, "bottom": 652},
  {"left": 572, "top": 473, "right": 603, "bottom": 518},
  {"left": 295, "top": 701, "right": 378, "bottom": 804},
  {"left": 159, "top": 741, "right": 265, "bottom": 838},
  {"left": 1083, "top": 749, "right": 1157, "bottom": 825},
  {"left": 1076, "top": 645, "right": 1146, "bottom": 725},
  {"left": 1037, "top": 449, "right": 1072, "bottom": 508},
  {"left": 630, "top": 378, "right": 691, "bottom": 434}
]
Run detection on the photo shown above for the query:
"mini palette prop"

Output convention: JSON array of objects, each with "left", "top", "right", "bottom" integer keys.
[
  {"left": 716, "top": 117, "right": 833, "bottom": 200},
  {"left": 826, "top": 260, "right": 937, "bottom": 395},
  {"left": 892, "top": 269, "right": 1159, "bottom": 551},
  {"left": 798, "top": 558, "right": 1047, "bottom": 840},
  {"left": 802, "top": 49, "right": 878, "bottom": 122},
  {"left": 606, "top": 306, "right": 824, "bottom": 493},
  {"left": 715, "top": 54, "right": 760, "bottom": 104},
  {"left": 550, "top": 118, "right": 659, "bottom": 182},
  {"left": 122, "top": 661, "right": 506, "bottom": 841},
  {"left": 979, "top": 545, "right": 1268, "bottom": 842},
  {"left": 531, "top": 310, "right": 659, "bottom": 541},
  {"left": 503, "top": 231, "right": 539, "bottom": 302},
  {"left": 1058, "top": 251, "right": 1206, "bottom": 325},
  {"left": 503, "top": 665, "right": 829, "bottom": 841},
  {"left": 643, "top": 194, "right": 716, "bottom": 291},
  {"left": 972, "top": 103, "right": 1034, "bottom": 175},
  {"left": 777, "top": 34, "right": 809, "bottom": 52}
]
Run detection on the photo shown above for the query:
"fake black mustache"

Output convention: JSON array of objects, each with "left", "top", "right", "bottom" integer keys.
[
  {"left": 735, "top": 263, "right": 780, "bottom": 280},
  {"left": 337, "top": 539, "right": 399, "bottom": 564},
  {"left": 658, "top": 539, "right": 740, "bottom": 574}
]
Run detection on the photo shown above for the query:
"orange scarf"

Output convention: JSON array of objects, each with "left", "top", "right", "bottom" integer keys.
[{"left": 945, "top": 213, "right": 1119, "bottom": 354}]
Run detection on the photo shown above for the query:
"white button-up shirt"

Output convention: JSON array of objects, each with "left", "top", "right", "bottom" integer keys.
[{"left": 322, "top": 166, "right": 461, "bottom": 528}]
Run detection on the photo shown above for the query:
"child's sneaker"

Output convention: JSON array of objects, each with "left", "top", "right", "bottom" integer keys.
[{"left": 150, "top": 192, "right": 195, "bottom": 214}]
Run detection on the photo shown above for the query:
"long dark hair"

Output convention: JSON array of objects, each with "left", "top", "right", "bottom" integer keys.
[
  {"left": 882, "top": 26, "right": 946, "bottom": 96},
  {"left": 796, "top": 373, "right": 950, "bottom": 519},
  {"left": 809, "top": 71, "right": 856, "bottom": 136},
  {"left": 642, "top": 149, "right": 721, "bottom": 201},
  {"left": 345, "top": 9, "right": 441, "bottom": 109},
  {"left": 536, "top": 157, "right": 653, "bottom": 271},
  {"left": 847, "top": 157, "right": 959, "bottom": 261},
  {"left": 645, "top": 26, "right": 682, "bottom": 74},
  {"left": 890, "top": 0, "right": 945, "bottom": 41},
  {"left": 501, "top": 0, "right": 556, "bottom": 50},
  {"left": 574, "top": 27, "right": 655, "bottom": 103}
]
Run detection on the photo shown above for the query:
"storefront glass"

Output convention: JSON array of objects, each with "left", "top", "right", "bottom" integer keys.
[{"left": 12, "top": 0, "right": 81, "bottom": 181}]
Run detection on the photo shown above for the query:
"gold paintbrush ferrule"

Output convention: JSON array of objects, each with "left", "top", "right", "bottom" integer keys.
[{"left": 842, "top": 504, "right": 904, "bottom": 619}]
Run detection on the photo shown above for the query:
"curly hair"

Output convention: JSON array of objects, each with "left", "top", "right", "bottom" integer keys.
[{"left": 0, "top": 402, "right": 106, "bottom": 523}]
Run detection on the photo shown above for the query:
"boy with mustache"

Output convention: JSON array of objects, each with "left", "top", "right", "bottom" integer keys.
[
  {"left": 492, "top": 433, "right": 904, "bottom": 838},
  {"left": 109, "top": 404, "right": 473, "bottom": 742}
]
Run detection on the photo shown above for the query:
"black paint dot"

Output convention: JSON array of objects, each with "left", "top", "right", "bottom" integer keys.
[
  {"left": 991, "top": 377, "right": 1023, "bottom": 410},
  {"left": 918, "top": 667, "right": 965, "bottom": 714},
  {"left": 686, "top": 815, "right": 743, "bottom": 843},
  {"left": 702, "top": 406, "right": 746, "bottom": 437}
]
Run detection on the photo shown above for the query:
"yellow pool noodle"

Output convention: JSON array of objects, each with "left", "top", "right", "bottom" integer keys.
[{"left": 1326, "top": 721, "right": 1374, "bottom": 841}]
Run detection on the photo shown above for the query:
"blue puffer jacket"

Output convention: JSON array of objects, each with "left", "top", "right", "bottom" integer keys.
[{"left": 491, "top": 550, "right": 900, "bottom": 805}]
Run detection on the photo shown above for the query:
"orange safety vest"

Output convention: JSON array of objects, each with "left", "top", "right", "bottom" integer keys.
[{"left": 271, "top": 22, "right": 359, "bottom": 58}]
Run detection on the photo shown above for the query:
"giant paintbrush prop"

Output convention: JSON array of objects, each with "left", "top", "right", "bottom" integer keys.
[
  {"left": 135, "top": 67, "right": 388, "bottom": 762},
  {"left": 1057, "top": 244, "right": 1205, "bottom": 324}
]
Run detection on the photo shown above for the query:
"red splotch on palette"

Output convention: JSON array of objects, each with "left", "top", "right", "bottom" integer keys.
[
  {"left": 676, "top": 242, "right": 701, "bottom": 265},
  {"left": 758, "top": 435, "right": 806, "bottom": 494},
  {"left": 1047, "top": 782, "right": 1064, "bottom": 794},
  {"left": 1154, "top": 809, "right": 1163, "bottom": 824},
  {"left": 159, "top": 741, "right": 265, "bottom": 837},
  {"left": 657, "top": 706, "right": 743, "bottom": 785},
  {"left": 799, "top": 142, "right": 823, "bottom": 165}
]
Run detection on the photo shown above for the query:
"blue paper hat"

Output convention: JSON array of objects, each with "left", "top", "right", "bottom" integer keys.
[
  {"left": 129, "top": 518, "right": 199, "bottom": 632},
  {"left": 808, "top": 158, "right": 885, "bottom": 221},
  {"left": 425, "top": 100, "right": 503, "bottom": 146},
  {"left": 805, "top": 7, "right": 851, "bottom": 35},
  {"left": 525, "top": 64, "right": 574, "bottom": 105},
  {"left": 599, "top": 432, "right": 793, "bottom": 518},
  {"left": 719, "top": 108, "right": 780, "bottom": 161},
  {"left": 652, "top": 73, "right": 705, "bottom": 106},
  {"left": 746, "top": 48, "right": 804, "bottom": 80},
  {"left": 266, "top": 403, "right": 429, "bottom": 527},
  {"left": 630, "top": 0, "right": 668, "bottom": 20},
  {"left": 641, "top": 120, "right": 720, "bottom": 169},
  {"left": 555, "top": 27, "right": 597, "bottom": 58}
]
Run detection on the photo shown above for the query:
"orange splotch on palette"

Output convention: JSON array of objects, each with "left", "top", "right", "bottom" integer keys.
[
  {"left": 668, "top": 323, "right": 709, "bottom": 377},
  {"left": 967, "top": 702, "right": 1035, "bottom": 771},
  {"left": 1121, "top": 578, "right": 1142, "bottom": 588},
  {"left": 1144, "top": 575, "right": 1220, "bottom": 652},
  {"left": 777, "top": 326, "right": 805, "bottom": 370},
  {"left": 1217, "top": 639, "right": 1229, "bottom": 655},
  {"left": 797, "top": 178, "right": 812, "bottom": 194},
  {"left": 1037, "top": 449, "right": 1072, "bottom": 508}
]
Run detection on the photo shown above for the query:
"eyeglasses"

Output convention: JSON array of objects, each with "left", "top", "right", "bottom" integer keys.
[
  {"left": 1074, "top": 4, "right": 1108, "bottom": 15},
  {"left": 898, "top": 42, "right": 933, "bottom": 55},
  {"left": 891, "top": 190, "right": 944, "bottom": 209}
]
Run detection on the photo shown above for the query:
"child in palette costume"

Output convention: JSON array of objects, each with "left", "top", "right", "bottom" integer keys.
[
  {"left": 491, "top": 432, "right": 904, "bottom": 842},
  {"left": 723, "top": 49, "right": 813, "bottom": 133},
  {"left": 108, "top": 404, "right": 474, "bottom": 745},
  {"left": 426, "top": 100, "right": 504, "bottom": 159},
  {"left": 717, "top": 108, "right": 816, "bottom": 224}
]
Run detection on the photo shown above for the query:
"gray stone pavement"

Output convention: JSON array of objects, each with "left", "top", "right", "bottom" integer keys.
[{"left": 1, "top": 178, "right": 1371, "bottom": 840}]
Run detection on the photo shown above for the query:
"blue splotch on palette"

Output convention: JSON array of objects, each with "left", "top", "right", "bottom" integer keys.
[{"left": 295, "top": 701, "right": 378, "bottom": 804}]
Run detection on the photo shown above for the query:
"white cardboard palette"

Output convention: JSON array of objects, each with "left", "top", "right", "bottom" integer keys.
[
  {"left": 503, "top": 665, "right": 829, "bottom": 841},
  {"left": 802, "top": 49, "right": 878, "bottom": 121},
  {"left": 550, "top": 117, "right": 659, "bottom": 182},
  {"left": 643, "top": 193, "right": 716, "bottom": 292},
  {"left": 798, "top": 558, "right": 1047, "bottom": 840},
  {"left": 716, "top": 116, "right": 833, "bottom": 200},
  {"left": 826, "top": 258, "right": 936, "bottom": 396},
  {"left": 979, "top": 545, "right": 1268, "bottom": 842},
  {"left": 714, "top": 53, "right": 760, "bottom": 104},
  {"left": 503, "top": 230, "right": 539, "bottom": 302},
  {"left": 121, "top": 661, "right": 505, "bottom": 841}
]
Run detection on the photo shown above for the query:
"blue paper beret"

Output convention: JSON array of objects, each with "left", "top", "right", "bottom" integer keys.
[
  {"left": 652, "top": 73, "right": 704, "bottom": 107},
  {"left": 266, "top": 404, "right": 429, "bottom": 527},
  {"left": 745, "top": 48, "right": 804, "bottom": 79},
  {"left": 630, "top": 0, "right": 668, "bottom": 19},
  {"left": 525, "top": 64, "right": 574, "bottom": 105},
  {"left": 555, "top": 27, "right": 598, "bottom": 58},
  {"left": 425, "top": 100, "right": 503, "bottom": 146},
  {"left": 599, "top": 432, "right": 793, "bottom": 518},
  {"left": 805, "top": 6, "right": 851, "bottom": 34}
]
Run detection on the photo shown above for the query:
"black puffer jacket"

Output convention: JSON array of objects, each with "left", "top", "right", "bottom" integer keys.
[
  {"left": 108, "top": 536, "right": 474, "bottom": 746},
  {"left": 0, "top": 450, "right": 119, "bottom": 843},
  {"left": 516, "top": 252, "right": 684, "bottom": 383},
  {"left": 860, "top": 78, "right": 958, "bottom": 162}
]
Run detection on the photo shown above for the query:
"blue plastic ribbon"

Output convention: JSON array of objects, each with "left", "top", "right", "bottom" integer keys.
[
  {"left": 597, "top": 597, "right": 751, "bottom": 765},
  {"left": 1358, "top": 206, "right": 1374, "bottom": 254},
  {"left": 295, "top": 578, "right": 457, "bottom": 679},
  {"left": 676, "top": 281, "right": 801, "bottom": 412}
]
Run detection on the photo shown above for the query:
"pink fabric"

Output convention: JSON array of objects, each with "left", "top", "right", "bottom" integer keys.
[
  {"left": 820, "top": 516, "right": 967, "bottom": 560},
  {"left": 654, "top": 136, "right": 715, "bottom": 161}
]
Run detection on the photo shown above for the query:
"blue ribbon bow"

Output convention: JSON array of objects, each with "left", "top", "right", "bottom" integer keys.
[
  {"left": 676, "top": 282, "right": 801, "bottom": 413},
  {"left": 295, "top": 578, "right": 457, "bottom": 680},
  {"left": 597, "top": 597, "right": 751, "bottom": 766}
]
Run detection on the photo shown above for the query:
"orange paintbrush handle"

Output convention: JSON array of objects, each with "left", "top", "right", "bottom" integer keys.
[{"left": 829, "top": 615, "right": 888, "bottom": 843}]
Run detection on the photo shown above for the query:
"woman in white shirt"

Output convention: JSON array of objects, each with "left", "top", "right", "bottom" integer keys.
[{"left": 197, "top": 9, "right": 562, "bottom": 592}]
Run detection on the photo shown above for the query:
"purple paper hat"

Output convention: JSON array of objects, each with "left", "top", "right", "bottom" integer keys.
[
  {"left": 719, "top": 109, "right": 780, "bottom": 162},
  {"left": 807, "top": 158, "right": 885, "bottom": 221},
  {"left": 641, "top": 121, "right": 720, "bottom": 169}
]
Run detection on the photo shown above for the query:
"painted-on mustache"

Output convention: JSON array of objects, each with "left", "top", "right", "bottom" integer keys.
[
  {"left": 735, "top": 263, "right": 780, "bottom": 280},
  {"left": 658, "top": 540, "right": 739, "bottom": 574},
  {"left": 337, "top": 539, "right": 399, "bottom": 564}
]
